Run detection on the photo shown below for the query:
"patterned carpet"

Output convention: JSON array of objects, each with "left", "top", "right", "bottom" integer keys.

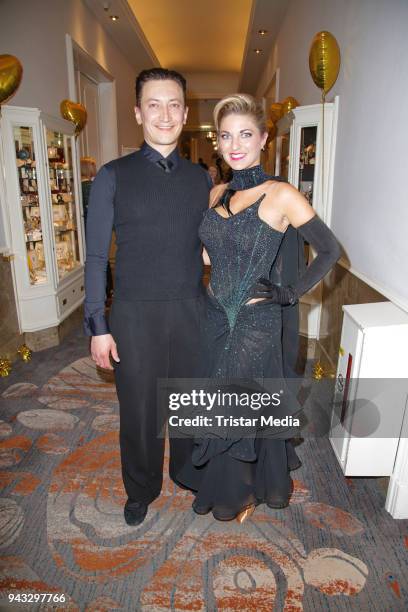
[{"left": 0, "top": 327, "right": 407, "bottom": 611}]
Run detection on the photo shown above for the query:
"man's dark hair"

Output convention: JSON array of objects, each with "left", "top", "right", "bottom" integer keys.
[{"left": 135, "top": 68, "right": 187, "bottom": 106}]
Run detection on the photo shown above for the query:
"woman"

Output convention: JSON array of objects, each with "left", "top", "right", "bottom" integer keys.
[
  {"left": 207, "top": 165, "right": 220, "bottom": 186},
  {"left": 176, "top": 94, "right": 341, "bottom": 522}
]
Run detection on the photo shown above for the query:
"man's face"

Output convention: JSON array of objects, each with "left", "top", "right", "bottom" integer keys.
[{"left": 135, "top": 79, "right": 188, "bottom": 149}]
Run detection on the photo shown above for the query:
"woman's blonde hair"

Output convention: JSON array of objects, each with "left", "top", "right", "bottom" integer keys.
[
  {"left": 213, "top": 93, "right": 266, "bottom": 134},
  {"left": 80, "top": 156, "right": 97, "bottom": 180}
]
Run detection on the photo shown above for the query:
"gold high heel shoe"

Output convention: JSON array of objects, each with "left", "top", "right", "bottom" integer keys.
[{"left": 236, "top": 504, "right": 256, "bottom": 524}]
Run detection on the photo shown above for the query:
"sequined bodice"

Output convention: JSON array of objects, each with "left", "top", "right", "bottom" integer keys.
[{"left": 199, "top": 195, "right": 284, "bottom": 328}]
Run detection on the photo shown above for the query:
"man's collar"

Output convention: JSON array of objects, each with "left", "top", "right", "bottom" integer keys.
[{"left": 140, "top": 141, "right": 180, "bottom": 166}]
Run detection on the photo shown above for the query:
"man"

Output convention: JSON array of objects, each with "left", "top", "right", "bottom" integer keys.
[{"left": 84, "top": 68, "right": 210, "bottom": 526}]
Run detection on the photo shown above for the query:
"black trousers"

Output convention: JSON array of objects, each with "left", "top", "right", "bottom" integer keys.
[{"left": 109, "top": 295, "right": 205, "bottom": 504}]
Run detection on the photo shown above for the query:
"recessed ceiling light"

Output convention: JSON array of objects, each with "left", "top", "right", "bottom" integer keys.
[
  {"left": 253, "top": 49, "right": 262, "bottom": 55},
  {"left": 258, "top": 29, "right": 268, "bottom": 36},
  {"left": 110, "top": 15, "right": 119, "bottom": 21}
]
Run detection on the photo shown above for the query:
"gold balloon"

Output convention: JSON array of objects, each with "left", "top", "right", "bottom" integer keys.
[
  {"left": 309, "top": 31, "right": 341, "bottom": 95},
  {"left": 60, "top": 99, "right": 87, "bottom": 135},
  {"left": 269, "top": 102, "right": 283, "bottom": 123},
  {"left": 266, "top": 119, "right": 277, "bottom": 140},
  {"left": 0, "top": 55, "right": 23, "bottom": 105},
  {"left": 281, "top": 97, "right": 299, "bottom": 115}
]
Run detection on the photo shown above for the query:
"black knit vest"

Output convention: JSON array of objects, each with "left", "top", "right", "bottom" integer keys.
[{"left": 107, "top": 151, "right": 209, "bottom": 300}]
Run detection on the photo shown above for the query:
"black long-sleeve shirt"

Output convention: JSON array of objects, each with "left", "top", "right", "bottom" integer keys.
[{"left": 83, "top": 143, "right": 210, "bottom": 336}]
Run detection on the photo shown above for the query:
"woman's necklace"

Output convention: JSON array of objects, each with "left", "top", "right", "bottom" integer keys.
[
  {"left": 228, "top": 164, "right": 272, "bottom": 191},
  {"left": 216, "top": 164, "right": 282, "bottom": 216}
]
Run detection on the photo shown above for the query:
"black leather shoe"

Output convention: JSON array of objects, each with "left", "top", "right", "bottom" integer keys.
[
  {"left": 124, "top": 499, "right": 148, "bottom": 526},
  {"left": 266, "top": 499, "right": 290, "bottom": 509},
  {"left": 192, "top": 500, "right": 211, "bottom": 515}
]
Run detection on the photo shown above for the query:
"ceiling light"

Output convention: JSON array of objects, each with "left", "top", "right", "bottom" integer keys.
[
  {"left": 258, "top": 29, "right": 268, "bottom": 36},
  {"left": 253, "top": 49, "right": 262, "bottom": 55},
  {"left": 110, "top": 15, "right": 119, "bottom": 21}
]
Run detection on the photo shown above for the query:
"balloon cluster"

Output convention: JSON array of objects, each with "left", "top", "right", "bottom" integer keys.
[
  {"left": 266, "top": 97, "right": 300, "bottom": 142},
  {"left": 0, "top": 344, "right": 33, "bottom": 377}
]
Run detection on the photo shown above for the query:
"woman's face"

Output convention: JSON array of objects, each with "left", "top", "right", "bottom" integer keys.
[
  {"left": 218, "top": 113, "right": 268, "bottom": 171},
  {"left": 208, "top": 166, "right": 217, "bottom": 181}
]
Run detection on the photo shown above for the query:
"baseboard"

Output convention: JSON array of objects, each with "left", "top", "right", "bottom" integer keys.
[{"left": 25, "top": 305, "right": 83, "bottom": 352}]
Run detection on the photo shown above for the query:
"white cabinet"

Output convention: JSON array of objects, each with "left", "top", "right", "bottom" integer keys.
[
  {"left": 276, "top": 98, "right": 339, "bottom": 338},
  {"left": 330, "top": 302, "right": 408, "bottom": 476},
  {"left": 0, "top": 105, "right": 85, "bottom": 333}
]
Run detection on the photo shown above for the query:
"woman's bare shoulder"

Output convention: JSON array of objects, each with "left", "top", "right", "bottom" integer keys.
[
  {"left": 263, "top": 180, "right": 300, "bottom": 202},
  {"left": 263, "top": 178, "right": 291, "bottom": 191},
  {"left": 263, "top": 180, "right": 314, "bottom": 227},
  {"left": 209, "top": 182, "right": 228, "bottom": 207}
]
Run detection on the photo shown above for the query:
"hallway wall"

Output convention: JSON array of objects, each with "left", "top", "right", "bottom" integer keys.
[
  {"left": 257, "top": 0, "right": 408, "bottom": 312},
  {"left": 0, "top": 0, "right": 146, "bottom": 152}
]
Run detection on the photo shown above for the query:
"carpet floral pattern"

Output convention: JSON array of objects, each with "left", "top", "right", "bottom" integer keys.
[{"left": 0, "top": 338, "right": 407, "bottom": 611}]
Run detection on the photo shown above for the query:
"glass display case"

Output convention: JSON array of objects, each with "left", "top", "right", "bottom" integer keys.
[
  {"left": 0, "top": 106, "right": 85, "bottom": 333},
  {"left": 14, "top": 124, "right": 48, "bottom": 285},
  {"left": 298, "top": 125, "right": 317, "bottom": 205},
  {"left": 45, "top": 128, "right": 81, "bottom": 280},
  {"left": 276, "top": 98, "right": 339, "bottom": 221},
  {"left": 275, "top": 97, "right": 339, "bottom": 338}
]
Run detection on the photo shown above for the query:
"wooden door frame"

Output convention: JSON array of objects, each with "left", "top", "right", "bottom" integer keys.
[
  {"left": 65, "top": 34, "right": 118, "bottom": 165},
  {"left": 76, "top": 71, "right": 101, "bottom": 167}
]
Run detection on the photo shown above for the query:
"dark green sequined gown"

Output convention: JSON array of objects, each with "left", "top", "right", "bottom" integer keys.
[{"left": 177, "top": 194, "right": 302, "bottom": 520}]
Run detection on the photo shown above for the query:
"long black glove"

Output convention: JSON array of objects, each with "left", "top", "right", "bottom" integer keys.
[{"left": 250, "top": 215, "right": 341, "bottom": 305}]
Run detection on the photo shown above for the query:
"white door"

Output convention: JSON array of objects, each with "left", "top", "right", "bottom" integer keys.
[{"left": 77, "top": 72, "right": 102, "bottom": 169}]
